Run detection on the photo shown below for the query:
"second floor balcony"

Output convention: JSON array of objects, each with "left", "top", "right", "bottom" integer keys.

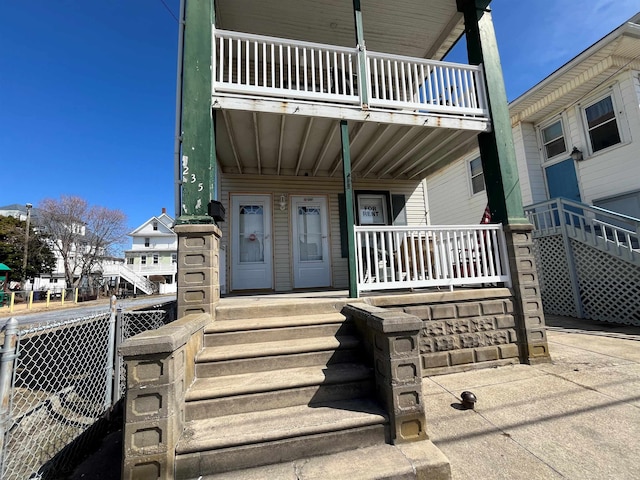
[{"left": 213, "top": 29, "right": 488, "bottom": 125}]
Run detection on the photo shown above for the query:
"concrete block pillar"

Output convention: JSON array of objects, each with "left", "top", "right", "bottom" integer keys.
[
  {"left": 504, "top": 224, "right": 551, "bottom": 364},
  {"left": 345, "top": 304, "right": 428, "bottom": 444},
  {"left": 174, "top": 224, "right": 222, "bottom": 319}
]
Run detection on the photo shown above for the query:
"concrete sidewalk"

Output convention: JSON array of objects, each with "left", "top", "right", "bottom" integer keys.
[
  {"left": 425, "top": 315, "right": 640, "bottom": 480},
  {"left": 70, "top": 315, "right": 640, "bottom": 479}
]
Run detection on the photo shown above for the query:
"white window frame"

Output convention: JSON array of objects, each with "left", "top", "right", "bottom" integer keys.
[
  {"left": 141, "top": 255, "right": 147, "bottom": 265},
  {"left": 579, "top": 87, "right": 625, "bottom": 156},
  {"left": 468, "top": 156, "right": 485, "bottom": 196},
  {"left": 538, "top": 117, "right": 568, "bottom": 162},
  {"left": 144, "top": 237, "right": 150, "bottom": 247},
  {"left": 153, "top": 254, "right": 159, "bottom": 265}
]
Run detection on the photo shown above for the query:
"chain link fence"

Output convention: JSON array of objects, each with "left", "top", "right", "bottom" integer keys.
[{"left": 0, "top": 298, "right": 175, "bottom": 479}]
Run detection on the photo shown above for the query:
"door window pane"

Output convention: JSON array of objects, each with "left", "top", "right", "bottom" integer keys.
[
  {"left": 297, "top": 206, "right": 323, "bottom": 261},
  {"left": 239, "top": 205, "right": 264, "bottom": 263}
]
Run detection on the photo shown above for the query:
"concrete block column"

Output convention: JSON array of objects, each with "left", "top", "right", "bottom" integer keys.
[
  {"left": 120, "top": 313, "right": 209, "bottom": 479},
  {"left": 174, "top": 224, "right": 221, "bottom": 319},
  {"left": 504, "top": 224, "right": 551, "bottom": 364},
  {"left": 344, "top": 304, "right": 427, "bottom": 444}
]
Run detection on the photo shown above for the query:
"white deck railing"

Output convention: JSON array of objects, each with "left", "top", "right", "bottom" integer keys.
[
  {"left": 214, "top": 29, "right": 359, "bottom": 105},
  {"left": 525, "top": 198, "right": 640, "bottom": 251},
  {"left": 366, "top": 52, "right": 486, "bottom": 116},
  {"left": 355, "top": 225, "right": 510, "bottom": 293},
  {"left": 212, "top": 29, "right": 489, "bottom": 118}
]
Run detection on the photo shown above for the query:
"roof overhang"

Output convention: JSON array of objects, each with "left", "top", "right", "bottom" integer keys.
[{"left": 510, "top": 14, "right": 640, "bottom": 126}]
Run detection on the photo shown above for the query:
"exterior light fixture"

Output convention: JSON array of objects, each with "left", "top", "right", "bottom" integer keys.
[
  {"left": 279, "top": 194, "right": 287, "bottom": 211},
  {"left": 570, "top": 146, "right": 583, "bottom": 161}
]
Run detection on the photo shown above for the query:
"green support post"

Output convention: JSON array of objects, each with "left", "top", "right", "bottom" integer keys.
[
  {"left": 353, "top": 0, "right": 369, "bottom": 107},
  {"left": 457, "top": 0, "right": 527, "bottom": 225},
  {"left": 177, "top": 0, "right": 216, "bottom": 225},
  {"left": 340, "top": 120, "right": 358, "bottom": 298}
]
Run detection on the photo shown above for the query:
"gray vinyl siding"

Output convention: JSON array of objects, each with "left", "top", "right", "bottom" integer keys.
[
  {"left": 426, "top": 152, "right": 487, "bottom": 225},
  {"left": 220, "top": 175, "right": 426, "bottom": 291}
]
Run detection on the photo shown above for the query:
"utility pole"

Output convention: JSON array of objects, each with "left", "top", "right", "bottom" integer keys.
[{"left": 22, "top": 203, "right": 32, "bottom": 287}]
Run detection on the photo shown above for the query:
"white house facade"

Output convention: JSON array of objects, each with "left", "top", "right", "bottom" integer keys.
[
  {"left": 427, "top": 13, "right": 640, "bottom": 222},
  {"left": 124, "top": 209, "right": 177, "bottom": 294}
]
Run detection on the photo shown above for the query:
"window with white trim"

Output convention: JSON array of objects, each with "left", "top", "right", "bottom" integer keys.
[
  {"left": 171, "top": 253, "right": 177, "bottom": 264},
  {"left": 469, "top": 157, "right": 485, "bottom": 195},
  {"left": 540, "top": 119, "right": 566, "bottom": 160},
  {"left": 141, "top": 255, "right": 147, "bottom": 265},
  {"left": 144, "top": 237, "right": 150, "bottom": 247},
  {"left": 127, "top": 257, "right": 134, "bottom": 265},
  {"left": 153, "top": 254, "right": 159, "bottom": 265},
  {"left": 583, "top": 94, "right": 621, "bottom": 153}
]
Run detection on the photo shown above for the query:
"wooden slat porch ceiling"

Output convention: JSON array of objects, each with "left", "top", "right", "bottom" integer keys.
[
  {"left": 215, "top": 111, "right": 479, "bottom": 180},
  {"left": 215, "top": 0, "right": 464, "bottom": 62}
]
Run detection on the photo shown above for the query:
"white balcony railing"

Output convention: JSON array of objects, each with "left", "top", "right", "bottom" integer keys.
[
  {"left": 367, "top": 52, "right": 486, "bottom": 116},
  {"left": 213, "top": 29, "right": 489, "bottom": 118},
  {"left": 214, "top": 29, "right": 359, "bottom": 105},
  {"left": 355, "top": 225, "right": 510, "bottom": 293}
]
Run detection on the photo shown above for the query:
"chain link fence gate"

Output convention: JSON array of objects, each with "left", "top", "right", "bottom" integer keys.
[{"left": 0, "top": 297, "right": 174, "bottom": 479}]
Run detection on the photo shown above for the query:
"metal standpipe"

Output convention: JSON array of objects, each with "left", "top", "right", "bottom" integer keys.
[
  {"left": 104, "top": 296, "right": 118, "bottom": 409},
  {"left": 0, "top": 318, "right": 19, "bottom": 476}
]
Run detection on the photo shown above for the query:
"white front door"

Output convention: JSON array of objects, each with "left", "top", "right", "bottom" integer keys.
[
  {"left": 231, "top": 195, "right": 273, "bottom": 290},
  {"left": 292, "top": 196, "right": 331, "bottom": 288}
]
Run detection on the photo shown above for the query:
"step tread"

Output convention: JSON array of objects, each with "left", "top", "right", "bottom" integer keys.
[
  {"left": 206, "top": 312, "right": 347, "bottom": 333},
  {"left": 176, "top": 399, "right": 387, "bottom": 454},
  {"left": 186, "top": 363, "right": 373, "bottom": 401},
  {"left": 199, "top": 441, "right": 450, "bottom": 480},
  {"left": 197, "top": 335, "right": 360, "bottom": 362}
]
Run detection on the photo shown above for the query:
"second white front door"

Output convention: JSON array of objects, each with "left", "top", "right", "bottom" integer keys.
[
  {"left": 292, "top": 196, "right": 331, "bottom": 288},
  {"left": 231, "top": 194, "right": 273, "bottom": 291}
]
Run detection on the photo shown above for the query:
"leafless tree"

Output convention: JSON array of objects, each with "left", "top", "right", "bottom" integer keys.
[{"left": 38, "top": 195, "right": 128, "bottom": 289}]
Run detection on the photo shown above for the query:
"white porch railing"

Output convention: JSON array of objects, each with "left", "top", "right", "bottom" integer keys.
[
  {"left": 212, "top": 29, "right": 489, "bottom": 118},
  {"left": 355, "top": 225, "right": 510, "bottom": 294},
  {"left": 525, "top": 198, "right": 640, "bottom": 254}
]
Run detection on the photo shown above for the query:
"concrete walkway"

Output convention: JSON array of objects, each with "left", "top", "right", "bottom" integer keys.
[{"left": 425, "top": 315, "right": 640, "bottom": 480}]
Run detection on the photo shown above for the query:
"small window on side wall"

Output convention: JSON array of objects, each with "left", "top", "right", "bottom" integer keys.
[
  {"left": 583, "top": 94, "right": 621, "bottom": 153},
  {"left": 541, "top": 120, "right": 566, "bottom": 160},
  {"left": 469, "top": 157, "right": 485, "bottom": 195}
]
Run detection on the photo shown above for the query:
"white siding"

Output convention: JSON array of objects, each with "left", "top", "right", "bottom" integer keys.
[
  {"left": 220, "top": 175, "right": 426, "bottom": 291},
  {"left": 513, "top": 122, "right": 546, "bottom": 206},
  {"left": 571, "top": 72, "right": 640, "bottom": 206},
  {"left": 426, "top": 152, "right": 487, "bottom": 225}
]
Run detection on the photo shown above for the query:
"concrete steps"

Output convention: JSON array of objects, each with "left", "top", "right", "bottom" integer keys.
[
  {"left": 199, "top": 442, "right": 452, "bottom": 480},
  {"left": 175, "top": 302, "right": 391, "bottom": 478}
]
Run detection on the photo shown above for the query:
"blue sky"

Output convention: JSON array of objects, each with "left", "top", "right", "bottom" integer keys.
[{"left": 1, "top": 0, "right": 638, "bottom": 233}]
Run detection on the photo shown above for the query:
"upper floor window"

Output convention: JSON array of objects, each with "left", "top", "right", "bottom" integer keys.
[
  {"left": 153, "top": 254, "right": 159, "bottom": 264},
  {"left": 153, "top": 221, "right": 158, "bottom": 231},
  {"left": 127, "top": 257, "right": 134, "bottom": 265},
  {"left": 541, "top": 120, "right": 566, "bottom": 160},
  {"left": 583, "top": 94, "right": 621, "bottom": 153},
  {"left": 171, "top": 253, "right": 177, "bottom": 264},
  {"left": 144, "top": 237, "right": 150, "bottom": 247},
  {"left": 469, "top": 157, "right": 485, "bottom": 195},
  {"left": 141, "top": 255, "right": 147, "bottom": 265}
]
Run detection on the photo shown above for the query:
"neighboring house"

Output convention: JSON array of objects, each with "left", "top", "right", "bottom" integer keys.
[
  {"left": 0, "top": 203, "right": 70, "bottom": 291},
  {"left": 427, "top": 13, "right": 640, "bottom": 222},
  {"left": 0, "top": 203, "right": 126, "bottom": 293},
  {"left": 123, "top": 209, "right": 177, "bottom": 294}
]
